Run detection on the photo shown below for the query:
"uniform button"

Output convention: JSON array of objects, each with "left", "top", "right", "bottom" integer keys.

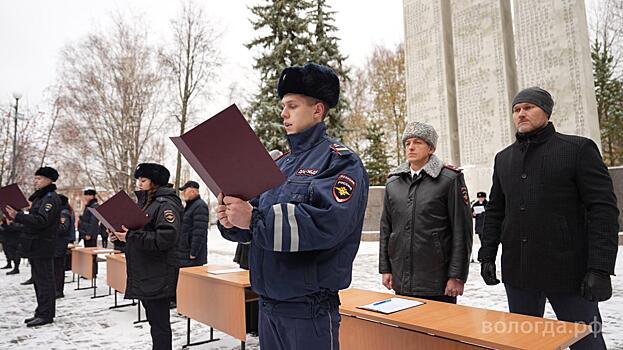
[
  {"left": 521, "top": 239, "right": 528, "bottom": 243},
  {"left": 521, "top": 173, "right": 527, "bottom": 179},
  {"left": 519, "top": 205, "right": 526, "bottom": 211},
  {"left": 405, "top": 226, "right": 410, "bottom": 230}
]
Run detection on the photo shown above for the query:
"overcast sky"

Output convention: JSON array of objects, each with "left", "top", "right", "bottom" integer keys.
[{"left": 0, "top": 0, "right": 405, "bottom": 116}]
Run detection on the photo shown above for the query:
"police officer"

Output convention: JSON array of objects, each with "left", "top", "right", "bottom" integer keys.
[
  {"left": 178, "top": 180, "right": 209, "bottom": 267},
  {"left": 53, "top": 194, "right": 74, "bottom": 298},
  {"left": 217, "top": 63, "right": 369, "bottom": 350},
  {"left": 472, "top": 192, "right": 487, "bottom": 236},
  {"left": 78, "top": 189, "right": 100, "bottom": 247},
  {"left": 111, "top": 163, "right": 182, "bottom": 350},
  {"left": 4, "top": 166, "right": 61, "bottom": 327}
]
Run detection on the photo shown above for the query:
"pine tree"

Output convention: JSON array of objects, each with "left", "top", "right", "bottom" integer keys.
[
  {"left": 592, "top": 34, "right": 623, "bottom": 166},
  {"left": 246, "top": 0, "right": 351, "bottom": 150},
  {"left": 308, "top": 0, "right": 350, "bottom": 141},
  {"left": 246, "top": 0, "right": 315, "bottom": 151},
  {"left": 364, "top": 121, "right": 391, "bottom": 186}
]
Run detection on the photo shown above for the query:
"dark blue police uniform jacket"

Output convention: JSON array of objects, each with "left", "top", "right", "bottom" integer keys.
[{"left": 219, "top": 122, "right": 369, "bottom": 301}]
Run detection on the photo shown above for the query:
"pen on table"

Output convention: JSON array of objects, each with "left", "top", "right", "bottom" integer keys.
[{"left": 372, "top": 299, "right": 391, "bottom": 306}]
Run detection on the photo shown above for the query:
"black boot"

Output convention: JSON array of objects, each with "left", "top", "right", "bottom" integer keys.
[
  {"left": 1, "top": 262, "right": 12, "bottom": 269},
  {"left": 20, "top": 277, "right": 34, "bottom": 285},
  {"left": 6, "top": 267, "right": 20, "bottom": 275}
]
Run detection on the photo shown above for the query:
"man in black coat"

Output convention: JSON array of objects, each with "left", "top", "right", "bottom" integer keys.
[
  {"left": 379, "top": 121, "right": 473, "bottom": 304},
  {"left": 178, "top": 181, "right": 209, "bottom": 267},
  {"left": 78, "top": 189, "right": 100, "bottom": 247},
  {"left": 478, "top": 87, "right": 619, "bottom": 350},
  {"left": 4, "top": 167, "right": 62, "bottom": 327}
]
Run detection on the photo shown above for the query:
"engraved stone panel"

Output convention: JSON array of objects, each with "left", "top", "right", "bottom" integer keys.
[
  {"left": 513, "top": 0, "right": 601, "bottom": 145},
  {"left": 403, "top": 0, "right": 460, "bottom": 165},
  {"left": 451, "top": 0, "right": 517, "bottom": 194}
]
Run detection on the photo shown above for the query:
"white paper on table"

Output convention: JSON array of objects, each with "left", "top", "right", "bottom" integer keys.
[
  {"left": 93, "top": 249, "right": 115, "bottom": 254},
  {"left": 473, "top": 206, "right": 485, "bottom": 214},
  {"left": 357, "top": 297, "right": 425, "bottom": 314},
  {"left": 207, "top": 267, "right": 245, "bottom": 275}
]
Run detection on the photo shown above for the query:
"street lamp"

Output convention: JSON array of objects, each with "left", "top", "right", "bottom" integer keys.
[{"left": 9, "top": 92, "right": 22, "bottom": 183}]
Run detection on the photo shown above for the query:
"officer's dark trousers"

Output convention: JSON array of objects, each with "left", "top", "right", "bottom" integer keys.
[
  {"left": 31, "top": 258, "right": 56, "bottom": 320},
  {"left": 259, "top": 293, "right": 340, "bottom": 350},
  {"left": 83, "top": 237, "right": 97, "bottom": 247},
  {"left": 141, "top": 298, "right": 172, "bottom": 350},
  {"left": 53, "top": 256, "right": 65, "bottom": 296},
  {"left": 505, "top": 284, "right": 606, "bottom": 350}
]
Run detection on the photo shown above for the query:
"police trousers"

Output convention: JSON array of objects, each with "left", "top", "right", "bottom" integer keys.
[
  {"left": 259, "top": 291, "right": 340, "bottom": 350},
  {"left": 31, "top": 258, "right": 56, "bottom": 320}
]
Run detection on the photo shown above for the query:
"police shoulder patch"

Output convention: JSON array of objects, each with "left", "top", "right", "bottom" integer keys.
[
  {"left": 332, "top": 174, "right": 356, "bottom": 203},
  {"left": 330, "top": 143, "right": 352, "bottom": 156},
  {"left": 460, "top": 186, "right": 469, "bottom": 206},
  {"left": 163, "top": 209, "right": 176, "bottom": 223},
  {"left": 44, "top": 203, "right": 53, "bottom": 212}
]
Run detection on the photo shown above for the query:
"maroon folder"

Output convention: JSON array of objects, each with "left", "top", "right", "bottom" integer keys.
[
  {"left": 0, "top": 184, "right": 30, "bottom": 214},
  {"left": 170, "top": 104, "right": 286, "bottom": 201},
  {"left": 88, "top": 191, "right": 148, "bottom": 232}
]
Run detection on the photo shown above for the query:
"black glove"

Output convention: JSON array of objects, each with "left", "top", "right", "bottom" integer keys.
[
  {"left": 480, "top": 260, "right": 500, "bottom": 285},
  {"left": 581, "top": 270, "right": 612, "bottom": 302}
]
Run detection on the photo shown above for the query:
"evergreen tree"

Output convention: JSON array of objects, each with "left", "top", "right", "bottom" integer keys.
[
  {"left": 246, "top": 0, "right": 350, "bottom": 150},
  {"left": 364, "top": 120, "right": 390, "bottom": 186},
  {"left": 246, "top": 0, "right": 315, "bottom": 151},
  {"left": 308, "top": 0, "right": 349, "bottom": 141},
  {"left": 592, "top": 34, "right": 623, "bottom": 166}
]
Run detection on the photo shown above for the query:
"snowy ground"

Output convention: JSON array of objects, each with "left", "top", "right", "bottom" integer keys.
[{"left": 1, "top": 229, "right": 622, "bottom": 349}]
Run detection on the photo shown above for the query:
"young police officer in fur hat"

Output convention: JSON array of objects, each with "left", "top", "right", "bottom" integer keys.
[
  {"left": 111, "top": 163, "right": 182, "bottom": 350},
  {"left": 478, "top": 87, "right": 619, "bottom": 349},
  {"left": 379, "top": 122, "right": 473, "bottom": 304},
  {"left": 217, "top": 63, "right": 369, "bottom": 350},
  {"left": 4, "top": 166, "right": 62, "bottom": 327}
]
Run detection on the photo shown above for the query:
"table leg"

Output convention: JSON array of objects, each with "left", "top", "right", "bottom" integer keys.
[{"left": 181, "top": 317, "right": 220, "bottom": 348}]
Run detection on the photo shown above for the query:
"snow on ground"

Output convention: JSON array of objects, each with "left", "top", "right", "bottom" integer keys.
[{"left": 1, "top": 229, "right": 622, "bottom": 349}]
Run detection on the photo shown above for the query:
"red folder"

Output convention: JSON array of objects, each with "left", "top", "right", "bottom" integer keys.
[
  {"left": 170, "top": 104, "right": 286, "bottom": 201},
  {"left": 0, "top": 184, "right": 30, "bottom": 214},
  {"left": 88, "top": 191, "right": 148, "bottom": 232}
]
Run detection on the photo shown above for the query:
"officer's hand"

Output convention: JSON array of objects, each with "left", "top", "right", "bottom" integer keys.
[
  {"left": 223, "top": 195, "right": 252, "bottom": 230},
  {"left": 217, "top": 193, "right": 233, "bottom": 229},
  {"left": 581, "top": 270, "right": 612, "bottom": 302},
  {"left": 445, "top": 278, "right": 464, "bottom": 297},
  {"left": 382, "top": 273, "right": 393, "bottom": 290},
  {"left": 480, "top": 260, "right": 500, "bottom": 285},
  {"left": 113, "top": 225, "right": 129, "bottom": 242},
  {"left": 5, "top": 206, "right": 17, "bottom": 220},
  {"left": 85, "top": 235, "right": 91, "bottom": 240},
  {"left": 190, "top": 255, "right": 196, "bottom": 260}
]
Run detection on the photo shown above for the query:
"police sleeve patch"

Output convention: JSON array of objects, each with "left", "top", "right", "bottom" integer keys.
[
  {"left": 164, "top": 209, "right": 176, "bottom": 223},
  {"left": 460, "top": 187, "right": 469, "bottom": 205},
  {"left": 332, "top": 174, "right": 356, "bottom": 203},
  {"left": 44, "top": 203, "right": 53, "bottom": 212}
]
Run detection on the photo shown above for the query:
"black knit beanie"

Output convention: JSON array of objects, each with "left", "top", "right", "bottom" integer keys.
[{"left": 512, "top": 87, "right": 554, "bottom": 118}]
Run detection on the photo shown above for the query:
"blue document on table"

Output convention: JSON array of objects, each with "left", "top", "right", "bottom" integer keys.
[{"left": 357, "top": 297, "right": 425, "bottom": 314}]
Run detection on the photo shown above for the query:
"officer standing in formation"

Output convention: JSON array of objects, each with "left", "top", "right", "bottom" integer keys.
[
  {"left": 177, "top": 180, "right": 209, "bottom": 267},
  {"left": 479, "top": 87, "right": 620, "bottom": 350},
  {"left": 111, "top": 163, "right": 182, "bottom": 350},
  {"left": 379, "top": 121, "right": 472, "bottom": 304},
  {"left": 218, "top": 63, "right": 369, "bottom": 350},
  {"left": 4, "top": 167, "right": 61, "bottom": 327},
  {"left": 78, "top": 189, "right": 101, "bottom": 247}
]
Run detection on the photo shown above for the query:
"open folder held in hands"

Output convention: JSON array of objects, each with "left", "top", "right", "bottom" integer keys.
[
  {"left": 170, "top": 104, "right": 286, "bottom": 201},
  {"left": 0, "top": 183, "right": 30, "bottom": 215},
  {"left": 88, "top": 191, "right": 148, "bottom": 232}
]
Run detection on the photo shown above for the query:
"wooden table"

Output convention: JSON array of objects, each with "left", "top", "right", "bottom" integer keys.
[
  {"left": 105, "top": 253, "right": 142, "bottom": 321},
  {"left": 339, "top": 288, "right": 592, "bottom": 350},
  {"left": 71, "top": 247, "right": 119, "bottom": 298},
  {"left": 177, "top": 265, "right": 258, "bottom": 349}
]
